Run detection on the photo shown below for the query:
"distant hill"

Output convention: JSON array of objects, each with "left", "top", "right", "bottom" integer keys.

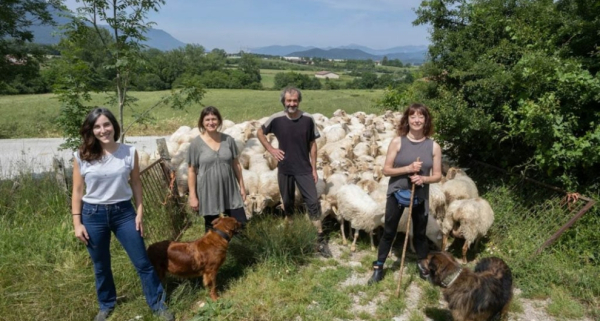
[
  {"left": 26, "top": 6, "right": 186, "bottom": 51},
  {"left": 287, "top": 48, "right": 379, "bottom": 60},
  {"left": 286, "top": 48, "right": 427, "bottom": 64},
  {"left": 249, "top": 45, "right": 315, "bottom": 56},
  {"left": 252, "top": 44, "right": 428, "bottom": 64}
]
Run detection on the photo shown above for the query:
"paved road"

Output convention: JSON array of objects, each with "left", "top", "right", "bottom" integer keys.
[{"left": 0, "top": 136, "right": 167, "bottom": 178}]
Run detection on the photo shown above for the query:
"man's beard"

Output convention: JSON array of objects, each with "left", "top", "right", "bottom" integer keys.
[{"left": 285, "top": 106, "right": 298, "bottom": 113}]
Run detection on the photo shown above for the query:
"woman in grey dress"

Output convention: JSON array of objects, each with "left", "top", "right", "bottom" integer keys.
[{"left": 187, "top": 106, "right": 247, "bottom": 232}]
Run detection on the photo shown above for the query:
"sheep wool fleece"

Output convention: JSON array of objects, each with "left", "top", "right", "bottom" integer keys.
[{"left": 187, "top": 133, "right": 244, "bottom": 216}]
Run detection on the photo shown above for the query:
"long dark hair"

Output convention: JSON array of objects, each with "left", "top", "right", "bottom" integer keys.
[
  {"left": 78, "top": 108, "right": 120, "bottom": 162},
  {"left": 197, "top": 106, "right": 223, "bottom": 133},
  {"left": 397, "top": 103, "right": 434, "bottom": 137}
]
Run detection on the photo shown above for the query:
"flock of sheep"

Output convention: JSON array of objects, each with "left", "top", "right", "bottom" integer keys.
[{"left": 139, "top": 109, "right": 494, "bottom": 262}]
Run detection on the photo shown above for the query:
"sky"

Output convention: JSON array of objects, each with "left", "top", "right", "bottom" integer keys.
[{"left": 62, "top": 0, "right": 430, "bottom": 52}]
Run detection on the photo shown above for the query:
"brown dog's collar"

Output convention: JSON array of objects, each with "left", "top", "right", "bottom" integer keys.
[
  {"left": 441, "top": 267, "right": 462, "bottom": 288},
  {"left": 211, "top": 227, "right": 231, "bottom": 242}
]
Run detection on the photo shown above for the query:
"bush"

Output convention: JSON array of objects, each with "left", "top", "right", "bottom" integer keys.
[{"left": 230, "top": 214, "right": 318, "bottom": 266}]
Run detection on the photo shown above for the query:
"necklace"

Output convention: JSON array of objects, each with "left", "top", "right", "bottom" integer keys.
[{"left": 407, "top": 133, "right": 425, "bottom": 141}]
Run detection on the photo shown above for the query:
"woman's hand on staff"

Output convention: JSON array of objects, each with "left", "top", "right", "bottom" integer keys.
[
  {"left": 410, "top": 174, "right": 426, "bottom": 186},
  {"left": 406, "top": 160, "right": 423, "bottom": 174},
  {"left": 189, "top": 195, "right": 199, "bottom": 211}
]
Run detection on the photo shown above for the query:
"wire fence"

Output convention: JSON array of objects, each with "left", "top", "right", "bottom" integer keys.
[
  {"left": 138, "top": 159, "right": 189, "bottom": 242},
  {"left": 464, "top": 160, "right": 596, "bottom": 258}
]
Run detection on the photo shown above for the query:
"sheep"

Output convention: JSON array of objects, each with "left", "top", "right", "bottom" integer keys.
[
  {"left": 254, "top": 169, "right": 280, "bottom": 214},
  {"left": 335, "top": 184, "right": 385, "bottom": 251},
  {"left": 443, "top": 197, "right": 494, "bottom": 262},
  {"left": 395, "top": 209, "right": 443, "bottom": 252},
  {"left": 319, "top": 194, "right": 346, "bottom": 243},
  {"left": 322, "top": 123, "right": 349, "bottom": 144},
  {"left": 442, "top": 167, "right": 479, "bottom": 205},
  {"left": 138, "top": 150, "right": 150, "bottom": 169},
  {"left": 248, "top": 153, "right": 271, "bottom": 173},
  {"left": 428, "top": 183, "right": 447, "bottom": 225}
]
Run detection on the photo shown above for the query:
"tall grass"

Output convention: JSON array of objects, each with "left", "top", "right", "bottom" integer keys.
[
  {"left": 0, "top": 89, "right": 384, "bottom": 139},
  {"left": 1, "top": 163, "right": 598, "bottom": 320},
  {"left": 460, "top": 163, "right": 600, "bottom": 319}
]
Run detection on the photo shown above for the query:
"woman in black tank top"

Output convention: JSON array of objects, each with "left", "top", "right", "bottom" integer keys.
[{"left": 368, "top": 103, "right": 443, "bottom": 285}]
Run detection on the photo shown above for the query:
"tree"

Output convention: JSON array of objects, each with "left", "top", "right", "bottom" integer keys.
[
  {"left": 57, "top": 0, "right": 203, "bottom": 149},
  {"left": 238, "top": 53, "right": 262, "bottom": 88},
  {"left": 0, "top": 0, "right": 61, "bottom": 93},
  {"left": 408, "top": 0, "right": 600, "bottom": 188}
]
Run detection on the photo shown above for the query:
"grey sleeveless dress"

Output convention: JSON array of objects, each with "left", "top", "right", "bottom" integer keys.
[{"left": 186, "top": 133, "right": 243, "bottom": 216}]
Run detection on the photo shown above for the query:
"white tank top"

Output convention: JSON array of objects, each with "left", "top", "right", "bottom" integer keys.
[{"left": 74, "top": 144, "right": 135, "bottom": 204}]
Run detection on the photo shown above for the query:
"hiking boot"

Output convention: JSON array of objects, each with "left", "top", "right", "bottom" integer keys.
[
  {"left": 316, "top": 240, "right": 333, "bottom": 258},
  {"left": 417, "top": 261, "right": 430, "bottom": 280},
  {"left": 93, "top": 309, "right": 113, "bottom": 321},
  {"left": 368, "top": 261, "right": 384, "bottom": 285},
  {"left": 155, "top": 309, "right": 175, "bottom": 321}
]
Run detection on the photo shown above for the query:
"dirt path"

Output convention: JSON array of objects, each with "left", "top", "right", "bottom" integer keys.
[{"left": 324, "top": 242, "right": 592, "bottom": 321}]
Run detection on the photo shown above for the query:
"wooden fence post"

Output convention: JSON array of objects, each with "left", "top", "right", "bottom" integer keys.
[{"left": 52, "top": 156, "right": 71, "bottom": 205}]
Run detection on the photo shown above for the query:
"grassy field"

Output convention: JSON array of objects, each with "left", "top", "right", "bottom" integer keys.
[
  {"left": 1, "top": 167, "right": 598, "bottom": 321},
  {"left": 260, "top": 69, "right": 354, "bottom": 89},
  {"left": 0, "top": 89, "right": 384, "bottom": 139}
]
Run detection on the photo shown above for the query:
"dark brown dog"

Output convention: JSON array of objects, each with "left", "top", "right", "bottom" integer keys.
[
  {"left": 426, "top": 251, "right": 513, "bottom": 321},
  {"left": 147, "top": 217, "right": 241, "bottom": 300}
]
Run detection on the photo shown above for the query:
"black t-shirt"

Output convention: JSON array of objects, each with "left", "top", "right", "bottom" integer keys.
[{"left": 262, "top": 111, "right": 320, "bottom": 175}]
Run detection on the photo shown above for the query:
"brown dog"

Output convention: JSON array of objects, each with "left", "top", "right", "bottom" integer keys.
[
  {"left": 147, "top": 217, "right": 241, "bottom": 300},
  {"left": 426, "top": 251, "right": 513, "bottom": 321}
]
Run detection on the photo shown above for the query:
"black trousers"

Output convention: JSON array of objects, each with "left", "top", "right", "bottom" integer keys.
[
  {"left": 377, "top": 195, "right": 429, "bottom": 263},
  {"left": 204, "top": 207, "right": 247, "bottom": 233},
  {"left": 278, "top": 172, "right": 321, "bottom": 220}
]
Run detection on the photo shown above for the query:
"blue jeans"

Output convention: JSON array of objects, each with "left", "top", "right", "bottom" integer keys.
[{"left": 82, "top": 200, "right": 166, "bottom": 312}]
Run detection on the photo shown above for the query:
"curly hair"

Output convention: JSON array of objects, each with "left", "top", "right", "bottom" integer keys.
[
  {"left": 78, "top": 108, "right": 120, "bottom": 162},
  {"left": 397, "top": 103, "right": 435, "bottom": 137}
]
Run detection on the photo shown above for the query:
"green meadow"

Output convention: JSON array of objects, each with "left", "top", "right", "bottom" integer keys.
[{"left": 0, "top": 89, "right": 384, "bottom": 139}]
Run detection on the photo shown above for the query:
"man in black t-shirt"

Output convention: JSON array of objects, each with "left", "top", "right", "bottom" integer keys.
[{"left": 257, "top": 86, "right": 332, "bottom": 258}]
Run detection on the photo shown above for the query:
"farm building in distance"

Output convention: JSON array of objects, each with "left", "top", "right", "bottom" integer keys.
[{"left": 315, "top": 71, "right": 339, "bottom": 79}]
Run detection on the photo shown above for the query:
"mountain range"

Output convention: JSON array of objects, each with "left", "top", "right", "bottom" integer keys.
[
  {"left": 26, "top": 6, "right": 186, "bottom": 51},
  {"left": 25, "top": 7, "right": 427, "bottom": 63},
  {"left": 250, "top": 45, "right": 428, "bottom": 64}
]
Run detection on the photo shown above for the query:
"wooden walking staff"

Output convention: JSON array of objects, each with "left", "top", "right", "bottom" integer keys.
[{"left": 395, "top": 157, "right": 420, "bottom": 297}]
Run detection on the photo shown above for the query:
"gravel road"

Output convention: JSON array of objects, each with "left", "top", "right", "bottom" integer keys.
[{"left": 0, "top": 136, "right": 167, "bottom": 178}]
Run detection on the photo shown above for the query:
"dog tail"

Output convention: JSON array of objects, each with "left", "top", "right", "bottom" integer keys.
[{"left": 475, "top": 257, "right": 513, "bottom": 309}]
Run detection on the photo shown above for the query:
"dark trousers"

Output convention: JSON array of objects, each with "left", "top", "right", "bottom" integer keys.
[
  {"left": 377, "top": 195, "right": 429, "bottom": 263},
  {"left": 204, "top": 207, "right": 247, "bottom": 233},
  {"left": 278, "top": 172, "right": 321, "bottom": 220}
]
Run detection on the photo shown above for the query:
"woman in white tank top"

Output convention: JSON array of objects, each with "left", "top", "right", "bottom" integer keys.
[{"left": 71, "top": 108, "right": 174, "bottom": 321}]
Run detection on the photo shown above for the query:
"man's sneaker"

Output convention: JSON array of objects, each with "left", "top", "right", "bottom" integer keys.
[
  {"left": 417, "top": 261, "right": 430, "bottom": 280},
  {"left": 155, "top": 309, "right": 175, "bottom": 321},
  {"left": 316, "top": 241, "right": 333, "bottom": 258},
  {"left": 93, "top": 309, "right": 113, "bottom": 321}
]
